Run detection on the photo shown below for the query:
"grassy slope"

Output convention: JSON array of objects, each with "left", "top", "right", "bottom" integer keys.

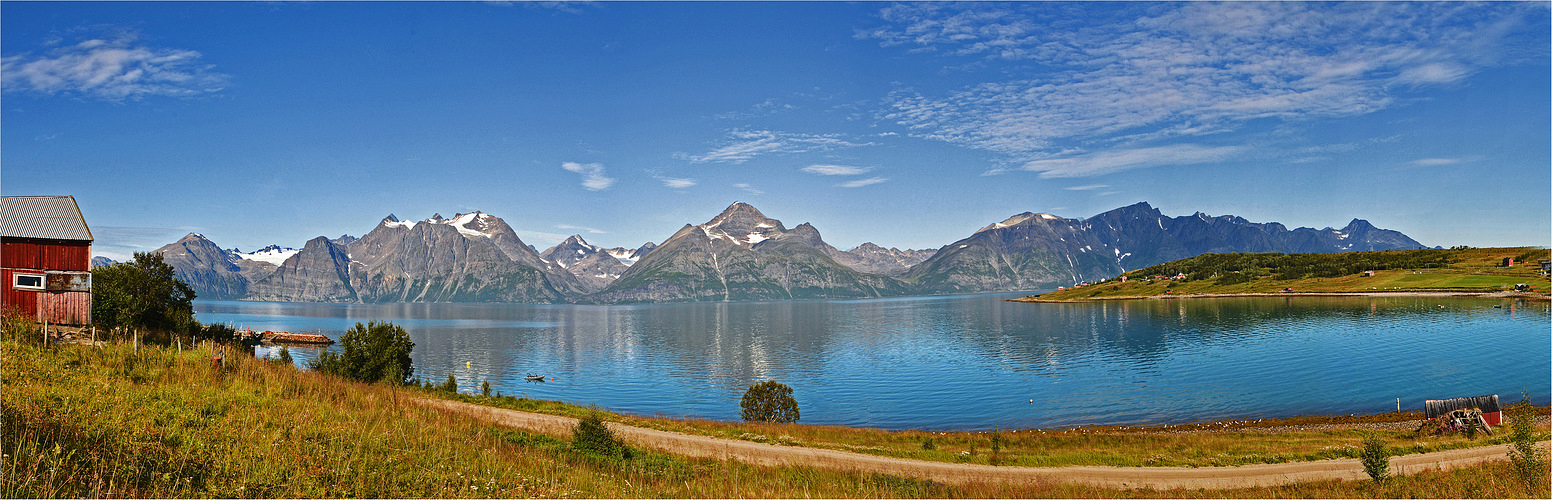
[
  {"left": 1030, "top": 247, "right": 1550, "bottom": 301},
  {"left": 448, "top": 391, "right": 1547, "bottom": 469},
  {"left": 5, "top": 333, "right": 1547, "bottom": 498}
]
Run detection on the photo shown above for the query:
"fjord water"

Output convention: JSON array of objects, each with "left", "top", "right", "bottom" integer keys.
[{"left": 195, "top": 294, "right": 1550, "bottom": 431}]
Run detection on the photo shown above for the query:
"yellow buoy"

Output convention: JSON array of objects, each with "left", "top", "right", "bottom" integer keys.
[{"left": 466, "top": 361, "right": 471, "bottom": 368}]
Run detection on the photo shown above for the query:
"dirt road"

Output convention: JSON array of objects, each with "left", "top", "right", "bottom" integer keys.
[{"left": 419, "top": 398, "right": 1547, "bottom": 490}]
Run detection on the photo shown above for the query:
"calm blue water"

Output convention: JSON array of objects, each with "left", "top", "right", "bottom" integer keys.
[{"left": 195, "top": 294, "right": 1551, "bottom": 431}]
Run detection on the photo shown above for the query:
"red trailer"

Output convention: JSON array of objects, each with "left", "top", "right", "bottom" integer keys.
[{"left": 1, "top": 196, "right": 93, "bottom": 325}]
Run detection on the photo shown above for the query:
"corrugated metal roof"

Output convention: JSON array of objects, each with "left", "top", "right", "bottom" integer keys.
[
  {"left": 1425, "top": 394, "right": 1501, "bottom": 418},
  {"left": 0, "top": 196, "right": 93, "bottom": 242}
]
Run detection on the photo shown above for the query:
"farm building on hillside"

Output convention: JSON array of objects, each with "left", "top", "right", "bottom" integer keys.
[
  {"left": 1, "top": 196, "right": 93, "bottom": 325},
  {"left": 1425, "top": 394, "right": 1502, "bottom": 427}
]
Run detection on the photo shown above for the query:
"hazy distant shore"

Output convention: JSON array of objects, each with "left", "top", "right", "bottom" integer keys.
[{"left": 1012, "top": 290, "right": 1552, "bottom": 303}]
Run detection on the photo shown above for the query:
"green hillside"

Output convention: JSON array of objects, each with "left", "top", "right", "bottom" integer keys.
[{"left": 1026, "top": 247, "right": 1550, "bottom": 301}]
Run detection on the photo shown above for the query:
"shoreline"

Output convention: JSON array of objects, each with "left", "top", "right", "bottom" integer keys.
[{"left": 1012, "top": 290, "right": 1552, "bottom": 303}]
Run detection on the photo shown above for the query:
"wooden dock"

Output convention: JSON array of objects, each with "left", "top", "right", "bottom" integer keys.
[{"left": 237, "top": 329, "right": 334, "bottom": 345}]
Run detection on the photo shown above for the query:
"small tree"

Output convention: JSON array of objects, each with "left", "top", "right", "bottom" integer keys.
[
  {"left": 312, "top": 321, "right": 414, "bottom": 384},
  {"left": 1507, "top": 397, "right": 1548, "bottom": 490},
  {"left": 440, "top": 372, "right": 458, "bottom": 393},
  {"left": 91, "top": 252, "right": 197, "bottom": 337},
  {"left": 740, "top": 380, "right": 800, "bottom": 423},
  {"left": 481, "top": 380, "right": 492, "bottom": 397},
  {"left": 1360, "top": 433, "right": 1390, "bottom": 483}
]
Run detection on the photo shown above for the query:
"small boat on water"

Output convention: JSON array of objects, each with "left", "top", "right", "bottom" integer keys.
[{"left": 524, "top": 374, "right": 546, "bottom": 382}]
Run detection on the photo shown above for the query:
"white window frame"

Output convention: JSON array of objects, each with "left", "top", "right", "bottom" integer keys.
[{"left": 13, "top": 273, "right": 44, "bottom": 291}]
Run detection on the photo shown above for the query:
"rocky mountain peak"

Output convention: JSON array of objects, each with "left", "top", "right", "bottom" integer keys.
[
  {"left": 541, "top": 234, "right": 604, "bottom": 265},
  {"left": 1344, "top": 219, "right": 1375, "bottom": 231},
  {"left": 852, "top": 242, "right": 886, "bottom": 252},
  {"left": 177, "top": 232, "right": 213, "bottom": 244},
  {"left": 976, "top": 212, "right": 1048, "bottom": 233},
  {"left": 447, "top": 211, "right": 501, "bottom": 238},
  {"left": 700, "top": 202, "right": 786, "bottom": 246}
]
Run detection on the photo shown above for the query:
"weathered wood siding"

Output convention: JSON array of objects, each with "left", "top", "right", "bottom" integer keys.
[{"left": 2, "top": 238, "right": 93, "bottom": 325}]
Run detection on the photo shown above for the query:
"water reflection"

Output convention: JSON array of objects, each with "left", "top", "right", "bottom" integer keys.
[{"left": 196, "top": 295, "right": 1550, "bottom": 430}]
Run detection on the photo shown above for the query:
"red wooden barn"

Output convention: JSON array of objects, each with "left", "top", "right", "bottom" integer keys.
[{"left": 1, "top": 196, "right": 93, "bottom": 325}]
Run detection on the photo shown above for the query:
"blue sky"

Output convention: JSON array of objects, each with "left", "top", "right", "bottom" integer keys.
[{"left": 3, "top": 2, "right": 1547, "bottom": 261}]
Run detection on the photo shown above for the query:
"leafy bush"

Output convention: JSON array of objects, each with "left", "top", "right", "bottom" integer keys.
[
  {"left": 572, "top": 413, "right": 629, "bottom": 459},
  {"left": 275, "top": 346, "right": 293, "bottom": 365},
  {"left": 740, "top": 380, "right": 800, "bottom": 423},
  {"left": 311, "top": 321, "right": 414, "bottom": 384},
  {"left": 1507, "top": 397, "right": 1548, "bottom": 489},
  {"left": 439, "top": 373, "right": 458, "bottom": 393},
  {"left": 1360, "top": 433, "right": 1390, "bottom": 483}
]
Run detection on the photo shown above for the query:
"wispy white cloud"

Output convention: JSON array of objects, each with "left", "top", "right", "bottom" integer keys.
[
  {"left": 91, "top": 225, "right": 193, "bottom": 261},
  {"left": 838, "top": 177, "right": 889, "bottom": 188},
  {"left": 1405, "top": 157, "right": 1478, "bottom": 170},
  {"left": 680, "top": 129, "right": 873, "bottom": 163},
  {"left": 1063, "top": 184, "right": 1110, "bottom": 191},
  {"left": 714, "top": 98, "right": 795, "bottom": 120},
  {"left": 1019, "top": 144, "right": 1246, "bottom": 178},
  {"left": 659, "top": 177, "right": 697, "bottom": 189},
  {"left": 863, "top": 3, "right": 1544, "bottom": 162},
  {"left": 562, "top": 162, "right": 615, "bottom": 190},
  {"left": 1, "top": 29, "right": 228, "bottom": 101},
  {"left": 556, "top": 224, "right": 607, "bottom": 234},
  {"left": 511, "top": 1, "right": 599, "bottom": 14},
  {"left": 734, "top": 183, "right": 764, "bottom": 195},
  {"left": 1410, "top": 158, "right": 1462, "bottom": 167},
  {"left": 801, "top": 164, "right": 872, "bottom": 176}
]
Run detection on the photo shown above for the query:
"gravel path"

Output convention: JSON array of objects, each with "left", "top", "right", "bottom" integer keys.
[{"left": 418, "top": 397, "right": 1548, "bottom": 490}]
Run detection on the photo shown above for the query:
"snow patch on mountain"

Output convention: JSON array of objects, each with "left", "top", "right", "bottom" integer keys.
[{"left": 235, "top": 245, "right": 300, "bottom": 266}]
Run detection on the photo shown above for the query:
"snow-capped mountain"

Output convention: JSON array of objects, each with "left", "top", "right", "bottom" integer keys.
[
  {"left": 154, "top": 233, "right": 278, "bottom": 300},
  {"left": 233, "top": 244, "right": 300, "bottom": 266},
  {"left": 902, "top": 202, "right": 1427, "bottom": 293},
  {"left": 333, "top": 211, "right": 586, "bottom": 302},
  {"left": 602, "top": 242, "right": 656, "bottom": 266},
  {"left": 539, "top": 235, "right": 629, "bottom": 292},
  {"left": 584, "top": 202, "right": 908, "bottom": 303}
]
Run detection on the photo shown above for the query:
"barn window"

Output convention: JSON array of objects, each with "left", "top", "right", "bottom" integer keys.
[{"left": 13, "top": 273, "right": 44, "bottom": 290}]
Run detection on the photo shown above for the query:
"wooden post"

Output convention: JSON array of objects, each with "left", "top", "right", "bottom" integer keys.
[{"left": 1397, "top": 398, "right": 1401, "bottom": 413}]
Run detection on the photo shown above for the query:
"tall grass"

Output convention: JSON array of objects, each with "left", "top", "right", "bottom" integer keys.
[{"left": 4, "top": 336, "right": 1546, "bottom": 498}]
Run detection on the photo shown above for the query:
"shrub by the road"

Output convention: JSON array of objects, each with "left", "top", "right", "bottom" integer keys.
[{"left": 312, "top": 321, "right": 414, "bottom": 384}]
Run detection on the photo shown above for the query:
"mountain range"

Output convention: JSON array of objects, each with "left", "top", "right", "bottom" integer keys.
[{"left": 147, "top": 201, "right": 1426, "bottom": 304}]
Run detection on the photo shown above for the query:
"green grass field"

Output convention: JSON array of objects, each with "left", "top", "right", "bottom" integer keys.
[
  {"left": 1033, "top": 247, "right": 1549, "bottom": 301},
  {"left": 5, "top": 319, "right": 1547, "bottom": 498}
]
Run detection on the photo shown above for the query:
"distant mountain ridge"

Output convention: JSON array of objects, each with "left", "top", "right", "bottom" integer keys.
[
  {"left": 539, "top": 235, "right": 634, "bottom": 293},
  {"left": 152, "top": 233, "right": 279, "bottom": 300},
  {"left": 901, "top": 202, "right": 1427, "bottom": 294},
  {"left": 582, "top": 202, "right": 909, "bottom": 303},
  {"left": 147, "top": 201, "right": 1427, "bottom": 303},
  {"left": 828, "top": 243, "right": 936, "bottom": 276},
  {"left": 340, "top": 211, "right": 581, "bottom": 303}
]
